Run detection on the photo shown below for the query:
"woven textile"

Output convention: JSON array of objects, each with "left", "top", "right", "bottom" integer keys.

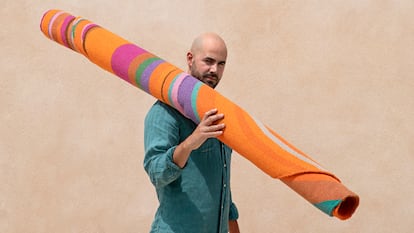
[{"left": 40, "top": 9, "right": 359, "bottom": 220}]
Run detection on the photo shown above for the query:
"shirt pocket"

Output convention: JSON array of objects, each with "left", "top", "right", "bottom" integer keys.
[{"left": 197, "top": 138, "right": 218, "bottom": 154}]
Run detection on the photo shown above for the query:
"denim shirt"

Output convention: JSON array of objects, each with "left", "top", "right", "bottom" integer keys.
[{"left": 144, "top": 101, "right": 238, "bottom": 233}]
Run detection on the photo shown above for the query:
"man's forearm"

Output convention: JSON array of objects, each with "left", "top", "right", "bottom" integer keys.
[{"left": 172, "top": 139, "right": 193, "bottom": 168}]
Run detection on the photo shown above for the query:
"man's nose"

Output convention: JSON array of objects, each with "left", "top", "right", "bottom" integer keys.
[{"left": 209, "top": 63, "right": 217, "bottom": 73}]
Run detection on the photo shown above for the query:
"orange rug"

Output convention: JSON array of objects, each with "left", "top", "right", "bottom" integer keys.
[{"left": 40, "top": 9, "right": 359, "bottom": 220}]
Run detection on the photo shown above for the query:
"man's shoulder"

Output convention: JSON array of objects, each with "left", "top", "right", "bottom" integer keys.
[
  {"left": 146, "top": 100, "right": 188, "bottom": 122},
  {"left": 148, "top": 100, "right": 177, "bottom": 115}
]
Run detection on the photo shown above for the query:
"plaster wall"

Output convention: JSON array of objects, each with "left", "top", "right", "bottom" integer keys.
[{"left": 1, "top": 1, "right": 413, "bottom": 232}]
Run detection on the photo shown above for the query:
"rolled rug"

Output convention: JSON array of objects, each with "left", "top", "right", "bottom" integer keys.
[{"left": 40, "top": 9, "right": 359, "bottom": 220}]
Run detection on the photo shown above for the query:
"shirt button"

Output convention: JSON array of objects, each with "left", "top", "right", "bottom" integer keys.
[{"left": 224, "top": 184, "right": 227, "bottom": 188}]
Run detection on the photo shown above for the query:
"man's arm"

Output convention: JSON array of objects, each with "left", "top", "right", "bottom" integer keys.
[
  {"left": 172, "top": 108, "right": 225, "bottom": 168},
  {"left": 144, "top": 103, "right": 184, "bottom": 188}
]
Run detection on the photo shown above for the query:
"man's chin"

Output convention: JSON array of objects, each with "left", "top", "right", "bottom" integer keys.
[
  {"left": 204, "top": 78, "right": 218, "bottom": 88},
  {"left": 206, "top": 82, "right": 217, "bottom": 88}
]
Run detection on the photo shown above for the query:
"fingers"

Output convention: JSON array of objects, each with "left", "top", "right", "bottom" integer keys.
[
  {"left": 198, "top": 108, "right": 225, "bottom": 136},
  {"left": 199, "top": 109, "right": 225, "bottom": 137},
  {"left": 186, "top": 108, "right": 225, "bottom": 150},
  {"left": 201, "top": 108, "right": 224, "bottom": 125},
  {"left": 200, "top": 123, "right": 225, "bottom": 135},
  {"left": 202, "top": 108, "right": 218, "bottom": 120}
]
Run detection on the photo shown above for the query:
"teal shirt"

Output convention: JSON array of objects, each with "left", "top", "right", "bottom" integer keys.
[{"left": 144, "top": 101, "right": 239, "bottom": 233}]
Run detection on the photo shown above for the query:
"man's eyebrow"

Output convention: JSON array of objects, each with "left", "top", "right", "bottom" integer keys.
[{"left": 204, "top": 56, "right": 215, "bottom": 61}]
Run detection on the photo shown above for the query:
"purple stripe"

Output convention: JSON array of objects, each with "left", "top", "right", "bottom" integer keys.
[
  {"left": 111, "top": 44, "right": 147, "bottom": 81},
  {"left": 177, "top": 76, "right": 198, "bottom": 121},
  {"left": 141, "top": 59, "right": 164, "bottom": 93},
  {"left": 60, "top": 15, "right": 75, "bottom": 48}
]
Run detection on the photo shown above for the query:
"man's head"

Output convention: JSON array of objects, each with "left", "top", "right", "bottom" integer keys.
[{"left": 187, "top": 33, "right": 227, "bottom": 89}]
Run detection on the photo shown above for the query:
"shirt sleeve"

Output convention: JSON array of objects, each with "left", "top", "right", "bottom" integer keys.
[
  {"left": 143, "top": 102, "right": 183, "bottom": 188},
  {"left": 227, "top": 146, "right": 239, "bottom": 221}
]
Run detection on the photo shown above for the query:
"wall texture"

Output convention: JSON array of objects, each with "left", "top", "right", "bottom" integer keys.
[{"left": 1, "top": 0, "right": 413, "bottom": 232}]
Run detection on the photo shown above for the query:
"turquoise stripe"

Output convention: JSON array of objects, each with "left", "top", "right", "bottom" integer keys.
[
  {"left": 168, "top": 74, "right": 180, "bottom": 108},
  {"left": 191, "top": 82, "right": 203, "bottom": 123},
  {"left": 314, "top": 200, "right": 341, "bottom": 216}
]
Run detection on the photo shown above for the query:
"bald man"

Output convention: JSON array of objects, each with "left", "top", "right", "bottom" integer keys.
[{"left": 144, "top": 33, "right": 240, "bottom": 233}]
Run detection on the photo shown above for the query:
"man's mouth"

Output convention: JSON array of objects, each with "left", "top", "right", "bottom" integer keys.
[
  {"left": 200, "top": 74, "right": 218, "bottom": 88},
  {"left": 204, "top": 75, "right": 217, "bottom": 82}
]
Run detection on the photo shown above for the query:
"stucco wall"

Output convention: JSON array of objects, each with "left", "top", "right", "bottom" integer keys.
[{"left": 1, "top": 0, "right": 413, "bottom": 232}]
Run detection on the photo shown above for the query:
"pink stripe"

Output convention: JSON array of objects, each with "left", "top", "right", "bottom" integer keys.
[
  {"left": 171, "top": 73, "right": 187, "bottom": 113},
  {"left": 48, "top": 11, "right": 64, "bottom": 40}
]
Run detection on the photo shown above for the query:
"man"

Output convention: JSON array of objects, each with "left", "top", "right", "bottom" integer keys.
[{"left": 144, "top": 33, "right": 240, "bottom": 233}]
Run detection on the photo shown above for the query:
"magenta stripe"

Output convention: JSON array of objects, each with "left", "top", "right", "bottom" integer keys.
[
  {"left": 111, "top": 44, "right": 147, "bottom": 82},
  {"left": 81, "top": 23, "right": 98, "bottom": 41},
  {"left": 80, "top": 23, "right": 98, "bottom": 54},
  {"left": 60, "top": 15, "right": 75, "bottom": 48}
]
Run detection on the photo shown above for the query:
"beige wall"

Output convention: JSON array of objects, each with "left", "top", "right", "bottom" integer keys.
[{"left": 1, "top": 0, "right": 413, "bottom": 232}]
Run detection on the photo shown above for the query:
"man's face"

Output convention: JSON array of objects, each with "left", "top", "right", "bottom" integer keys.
[{"left": 187, "top": 39, "right": 227, "bottom": 89}]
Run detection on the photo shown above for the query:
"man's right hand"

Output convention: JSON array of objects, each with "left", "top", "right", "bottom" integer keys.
[
  {"left": 173, "top": 108, "right": 225, "bottom": 168},
  {"left": 185, "top": 108, "right": 225, "bottom": 150}
]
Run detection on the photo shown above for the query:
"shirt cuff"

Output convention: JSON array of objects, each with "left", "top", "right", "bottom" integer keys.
[
  {"left": 166, "top": 145, "right": 183, "bottom": 171},
  {"left": 229, "top": 202, "right": 239, "bottom": 220}
]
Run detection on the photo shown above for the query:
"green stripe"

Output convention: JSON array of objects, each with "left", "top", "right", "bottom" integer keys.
[
  {"left": 135, "top": 57, "right": 160, "bottom": 88},
  {"left": 71, "top": 18, "right": 85, "bottom": 43}
]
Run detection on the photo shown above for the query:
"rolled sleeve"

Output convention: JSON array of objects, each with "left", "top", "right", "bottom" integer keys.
[
  {"left": 144, "top": 145, "right": 182, "bottom": 188},
  {"left": 144, "top": 101, "right": 183, "bottom": 188}
]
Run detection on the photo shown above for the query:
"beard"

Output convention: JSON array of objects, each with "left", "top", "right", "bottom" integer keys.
[
  {"left": 199, "top": 73, "right": 218, "bottom": 88},
  {"left": 190, "top": 69, "right": 219, "bottom": 89}
]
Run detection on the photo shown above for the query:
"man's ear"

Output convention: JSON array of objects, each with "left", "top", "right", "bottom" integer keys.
[{"left": 186, "top": 52, "right": 193, "bottom": 68}]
